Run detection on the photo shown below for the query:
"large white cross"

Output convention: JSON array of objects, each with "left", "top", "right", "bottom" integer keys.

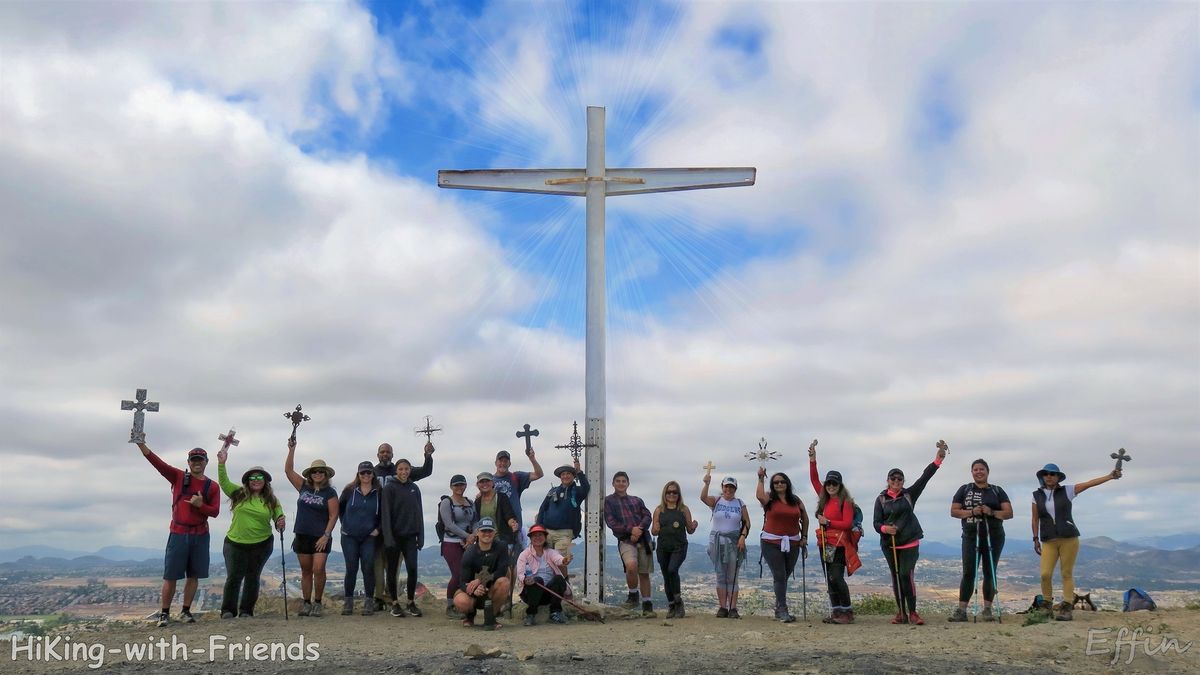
[{"left": 438, "top": 106, "right": 755, "bottom": 604}]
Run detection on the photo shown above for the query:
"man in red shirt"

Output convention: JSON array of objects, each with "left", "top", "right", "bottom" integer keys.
[{"left": 138, "top": 439, "right": 220, "bottom": 627}]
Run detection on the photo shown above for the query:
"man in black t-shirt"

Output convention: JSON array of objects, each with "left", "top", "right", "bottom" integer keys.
[
  {"left": 948, "top": 458, "right": 1013, "bottom": 622},
  {"left": 453, "top": 518, "right": 512, "bottom": 627}
]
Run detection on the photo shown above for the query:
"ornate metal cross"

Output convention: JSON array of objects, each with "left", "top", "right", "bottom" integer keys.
[
  {"left": 554, "top": 420, "right": 596, "bottom": 461},
  {"left": 218, "top": 428, "right": 239, "bottom": 453},
  {"left": 284, "top": 404, "right": 310, "bottom": 442},
  {"left": 120, "top": 388, "right": 159, "bottom": 444},
  {"left": 1110, "top": 447, "right": 1131, "bottom": 472},
  {"left": 745, "top": 437, "right": 781, "bottom": 468},
  {"left": 516, "top": 423, "right": 539, "bottom": 456},
  {"left": 414, "top": 415, "right": 443, "bottom": 442}
]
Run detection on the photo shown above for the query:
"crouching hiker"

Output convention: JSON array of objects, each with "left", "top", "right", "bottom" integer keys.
[
  {"left": 515, "top": 525, "right": 568, "bottom": 625},
  {"left": 454, "top": 518, "right": 512, "bottom": 629}
]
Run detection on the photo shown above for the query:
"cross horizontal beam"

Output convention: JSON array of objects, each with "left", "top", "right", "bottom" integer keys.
[{"left": 438, "top": 167, "right": 755, "bottom": 196}]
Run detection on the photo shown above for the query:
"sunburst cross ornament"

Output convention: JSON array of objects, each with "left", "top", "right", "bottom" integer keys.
[{"left": 745, "top": 437, "right": 781, "bottom": 468}]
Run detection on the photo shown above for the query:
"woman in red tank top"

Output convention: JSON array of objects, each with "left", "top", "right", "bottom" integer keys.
[{"left": 756, "top": 467, "right": 808, "bottom": 622}]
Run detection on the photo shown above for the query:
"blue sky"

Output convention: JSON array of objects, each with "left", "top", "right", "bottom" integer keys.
[{"left": 0, "top": 1, "right": 1196, "bottom": 552}]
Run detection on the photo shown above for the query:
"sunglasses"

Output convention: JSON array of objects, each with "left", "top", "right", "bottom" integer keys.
[
  {"left": 771, "top": 480, "right": 787, "bottom": 485},
  {"left": 358, "top": 470, "right": 373, "bottom": 476},
  {"left": 888, "top": 475, "right": 904, "bottom": 481},
  {"left": 665, "top": 490, "right": 680, "bottom": 495},
  {"left": 247, "top": 474, "right": 265, "bottom": 481},
  {"left": 310, "top": 470, "right": 327, "bottom": 475}
]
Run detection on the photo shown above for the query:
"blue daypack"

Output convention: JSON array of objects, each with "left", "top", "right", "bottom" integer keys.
[{"left": 1122, "top": 588, "right": 1156, "bottom": 612}]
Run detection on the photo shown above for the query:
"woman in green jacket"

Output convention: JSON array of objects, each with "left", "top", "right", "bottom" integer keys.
[{"left": 217, "top": 446, "right": 285, "bottom": 618}]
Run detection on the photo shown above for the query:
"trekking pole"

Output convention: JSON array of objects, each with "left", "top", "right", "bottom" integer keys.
[
  {"left": 278, "top": 529, "right": 289, "bottom": 621},
  {"left": 890, "top": 533, "right": 905, "bottom": 622},
  {"left": 983, "top": 516, "right": 1001, "bottom": 624},
  {"left": 800, "top": 543, "right": 808, "bottom": 621},
  {"left": 972, "top": 526, "right": 982, "bottom": 623},
  {"left": 533, "top": 580, "right": 605, "bottom": 623}
]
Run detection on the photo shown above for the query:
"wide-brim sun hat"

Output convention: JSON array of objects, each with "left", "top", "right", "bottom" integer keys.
[
  {"left": 302, "top": 459, "right": 335, "bottom": 480},
  {"left": 1036, "top": 463, "right": 1066, "bottom": 481},
  {"left": 554, "top": 465, "right": 576, "bottom": 478}
]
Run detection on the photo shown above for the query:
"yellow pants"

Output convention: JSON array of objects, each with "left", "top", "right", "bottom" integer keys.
[{"left": 1040, "top": 536, "right": 1080, "bottom": 602}]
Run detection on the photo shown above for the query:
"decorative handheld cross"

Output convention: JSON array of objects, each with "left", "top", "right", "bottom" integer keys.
[
  {"left": 702, "top": 461, "right": 716, "bottom": 476},
  {"left": 745, "top": 437, "right": 781, "bottom": 468},
  {"left": 516, "top": 424, "right": 539, "bottom": 456},
  {"left": 414, "top": 415, "right": 443, "bottom": 442},
  {"left": 554, "top": 421, "right": 596, "bottom": 461},
  {"left": 1110, "top": 447, "right": 1131, "bottom": 473},
  {"left": 218, "top": 428, "right": 239, "bottom": 453},
  {"left": 120, "top": 388, "right": 159, "bottom": 444},
  {"left": 284, "top": 405, "right": 310, "bottom": 443}
]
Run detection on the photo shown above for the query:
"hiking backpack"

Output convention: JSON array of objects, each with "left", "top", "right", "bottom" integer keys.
[
  {"left": 1123, "top": 588, "right": 1157, "bottom": 612},
  {"left": 435, "top": 495, "right": 450, "bottom": 543}
]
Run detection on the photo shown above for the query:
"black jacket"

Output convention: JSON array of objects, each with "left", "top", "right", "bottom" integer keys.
[
  {"left": 380, "top": 453, "right": 434, "bottom": 549},
  {"left": 873, "top": 461, "right": 940, "bottom": 547}
]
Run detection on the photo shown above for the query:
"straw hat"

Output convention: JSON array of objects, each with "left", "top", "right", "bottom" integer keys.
[{"left": 302, "top": 459, "right": 335, "bottom": 480}]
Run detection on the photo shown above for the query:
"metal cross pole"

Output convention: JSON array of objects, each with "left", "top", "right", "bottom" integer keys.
[
  {"left": 284, "top": 405, "right": 310, "bottom": 443},
  {"left": 554, "top": 420, "right": 597, "bottom": 461},
  {"left": 438, "top": 105, "right": 755, "bottom": 604},
  {"left": 120, "top": 388, "right": 159, "bottom": 444},
  {"left": 414, "top": 415, "right": 443, "bottom": 442},
  {"left": 516, "top": 424, "right": 540, "bottom": 457},
  {"left": 218, "top": 428, "right": 239, "bottom": 453}
]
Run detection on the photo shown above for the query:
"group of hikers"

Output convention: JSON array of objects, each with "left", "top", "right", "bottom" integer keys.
[{"left": 136, "top": 434, "right": 1122, "bottom": 628}]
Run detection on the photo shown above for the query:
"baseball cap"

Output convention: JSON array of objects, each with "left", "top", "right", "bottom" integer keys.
[
  {"left": 450, "top": 474, "right": 468, "bottom": 486},
  {"left": 356, "top": 461, "right": 374, "bottom": 473},
  {"left": 476, "top": 471, "right": 495, "bottom": 482},
  {"left": 720, "top": 476, "right": 738, "bottom": 488},
  {"left": 187, "top": 448, "right": 208, "bottom": 461},
  {"left": 824, "top": 470, "right": 843, "bottom": 485},
  {"left": 887, "top": 468, "right": 905, "bottom": 480},
  {"left": 496, "top": 450, "right": 511, "bottom": 460},
  {"left": 476, "top": 517, "right": 497, "bottom": 531}
]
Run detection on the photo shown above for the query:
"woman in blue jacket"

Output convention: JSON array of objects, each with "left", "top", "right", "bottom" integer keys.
[{"left": 339, "top": 461, "right": 382, "bottom": 615}]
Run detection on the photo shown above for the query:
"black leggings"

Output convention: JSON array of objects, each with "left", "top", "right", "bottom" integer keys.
[
  {"left": 959, "top": 527, "right": 1005, "bottom": 602},
  {"left": 882, "top": 542, "right": 920, "bottom": 615},
  {"left": 385, "top": 535, "right": 420, "bottom": 602},
  {"left": 761, "top": 542, "right": 800, "bottom": 607},
  {"left": 823, "top": 546, "right": 851, "bottom": 609},
  {"left": 221, "top": 536, "right": 273, "bottom": 615},
  {"left": 656, "top": 546, "right": 688, "bottom": 603},
  {"left": 520, "top": 575, "right": 566, "bottom": 615}
]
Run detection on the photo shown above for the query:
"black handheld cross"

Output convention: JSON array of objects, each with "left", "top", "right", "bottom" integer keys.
[
  {"left": 414, "top": 415, "right": 443, "bottom": 442},
  {"left": 120, "top": 388, "right": 159, "bottom": 444},
  {"left": 285, "top": 404, "right": 310, "bottom": 443},
  {"left": 516, "top": 423, "right": 539, "bottom": 456},
  {"left": 1110, "top": 447, "right": 1131, "bottom": 473},
  {"left": 554, "top": 420, "right": 596, "bottom": 461}
]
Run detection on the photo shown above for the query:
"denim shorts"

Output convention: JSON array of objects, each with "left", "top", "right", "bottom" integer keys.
[{"left": 163, "top": 532, "right": 210, "bottom": 580}]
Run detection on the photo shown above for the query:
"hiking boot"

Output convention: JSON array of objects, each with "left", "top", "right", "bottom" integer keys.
[
  {"left": 641, "top": 601, "right": 657, "bottom": 618},
  {"left": 1054, "top": 602, "right": 1073, "bottom": 622},
  {"left": 523, "top": 613, "right": 536, "bottom": 626},
  {"left": 947, "top": 607, "right": 968, "bottom": 622},
  {"left": 890, "top": 611, "right": 908, "bottom": 624},
  {"left": 620, "top": 593, "right": 639, "bottom": 610},
  {"left": 822, "top": 610, "right": 839, "bottom": 624},
  {"left": 237, "top": 611, "right": 253, "bottom": 618},
  {"left": 775, "top": 605, "right": 795, "bottom": 623},
  {"left": 298, "top": 601, "right": 312, "bottom": 617},
  {"left": 675, "top": 600, "right": 685, "bottom": 618},
  {"left": 909, "top": 611, "right": 924, "bottom": 625},
  {"left": 406, "top": 602, "right": 422, "bottom": 617},
  {"left": 834, "top": 609, "right": 854, "bottom": 625},
  {"left": 549, "top": 611, "right": 567, "bottom": 624},
  {"left": 221, "top": 611, "right": 235, "bottom": 620},
  {"left": 446, "top": 605, "right": 462, "bottom": 619},
  {"left": 361, "top": 601, "right": 374, "bottom": 616},
  {"left": 341, "top": 597, "right": 354, "bottom": 615},
  {"left": 980, "top": 606, "right": 995, "bottom": 622},
  {"left": 309, "top": 601, "right": 323, "bottom": 617},
  {"left": 727, "top": 608, "right": 741, "bottom": 619},
  {"left": 180, "top": 609, "right": 196, "bottom": 624},
  {"left": 156, "top": 611, "right": 169, "bottom": 628},
  {"left": 716, "top": 607, "right": 729, "bottom": 618},
  {"left": 373, "top": 598, "right": 386, "bottom": 612},
  {"left": 390, "top": 602, "right": 405, "bottom": 617}
]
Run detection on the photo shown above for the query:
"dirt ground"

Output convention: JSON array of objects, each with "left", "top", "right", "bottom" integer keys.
[{"left": 3, "top": 602, "right": 1197, "bottom": 674}]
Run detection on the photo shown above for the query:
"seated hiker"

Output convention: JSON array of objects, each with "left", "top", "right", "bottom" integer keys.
[
  {"left": 454, "top": 517, "right": 512, "bottom": 628},
  {"left": 515, "top": 524, "right": 568, "bottom": 626}
]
